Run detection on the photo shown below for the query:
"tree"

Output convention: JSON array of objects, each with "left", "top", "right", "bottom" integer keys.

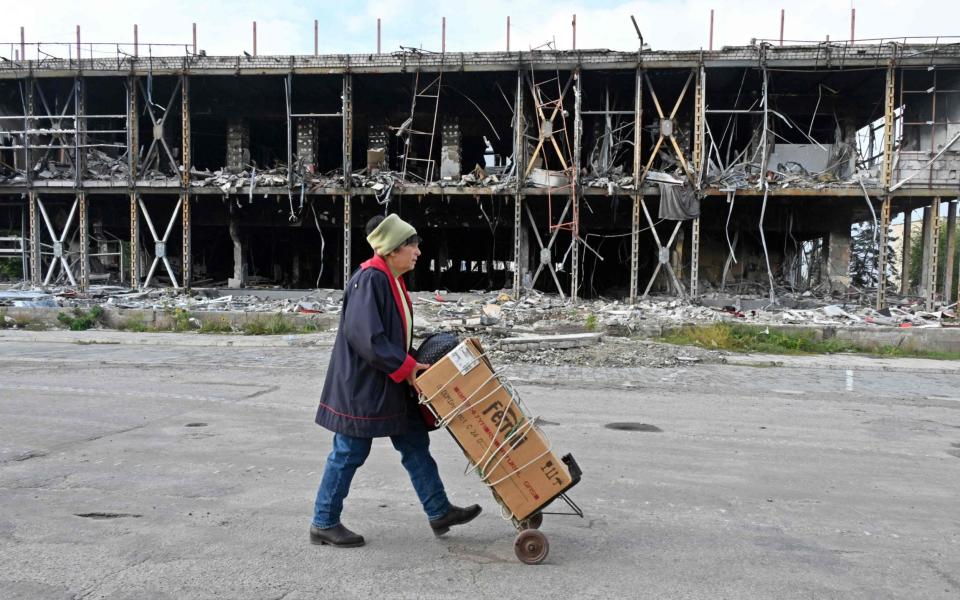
[{"left": 849, "top": 220, "right": 898, "bottom": 289}]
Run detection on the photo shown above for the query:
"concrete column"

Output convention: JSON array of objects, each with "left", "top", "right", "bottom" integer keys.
[
  {"left": 228, "top": 206, "right": 247, "bottom": 288},
  {"left": 900, "top": 208, "right": 912, "bottom": 295},
  {"left": 439, "top": 118, "right": 461, "bottom": 179},
  {"left": 919, "top": 204, "right": 931, "bottom": 298},
  {"left": 917, "top": 206, "right": 934, "bottom": 298},
  {"left": 296, "top": 119, "right": 318, "bottom": 174},
  {"left": 943, "top": 200, "right": 957, "bottom": 304},
  {"left": 225, "top": 118, "right": 250, "bottom": 171},
  {"left": 919, "top": 198, "right": 941, "bottom": 307},
  {"left": 518, "top": 211, "right": 530, "bottom": 289},
  {"left": 825, "top": 215, "right": 852, "bottom": 293}
]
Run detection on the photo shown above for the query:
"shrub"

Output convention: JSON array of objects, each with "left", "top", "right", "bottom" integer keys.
[{"left": 57, "top": 306, "right": 105, "bottom": 331}]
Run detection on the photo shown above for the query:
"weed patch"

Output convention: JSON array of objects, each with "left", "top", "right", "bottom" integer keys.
[
  {"left": 199, "top": 318, "right": 233, "bottom": 334},
  {"left": 168, "top": 307, "right": 194, "bottom": 332},
  {"left": 57, "top": 306, "right": 104, "bottom": 331},
  {"left": 660, "top": 322, "right": 960, "bottom": 360},
  {"left": 2, "top": 309, "right": 44, "bottom": 330},
  {"left": 585, "top": 313, "right": 598, "bottom": 332},
  {"left": 240, "top": 313, "right": 318, "bottom": 335},
  {"left": 117, "top": 318, "right": 149, "bottom": 332},
  {"left": 242, "top": 313, "right": 296, "bottom": 335}
]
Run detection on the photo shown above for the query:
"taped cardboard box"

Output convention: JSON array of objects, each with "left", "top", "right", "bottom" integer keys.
[{"left": 417, "top": 338, "right": 579, "bottom": 521}]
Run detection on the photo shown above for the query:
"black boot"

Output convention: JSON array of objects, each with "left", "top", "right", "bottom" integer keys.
[
  {"left": 429, "top": 504, "right": 482, "bottom": 536},
  {"left": 310, "top": 523, "right": 365, "bottom": 547}
]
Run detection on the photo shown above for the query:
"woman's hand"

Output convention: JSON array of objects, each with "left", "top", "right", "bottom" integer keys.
[{"left": 406, "top": 362, "right": 431, "bottom": 393}]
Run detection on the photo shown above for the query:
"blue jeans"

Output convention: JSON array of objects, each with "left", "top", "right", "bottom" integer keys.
[{"left": 312, "top": 430, "right": 451, "bottom": 529}]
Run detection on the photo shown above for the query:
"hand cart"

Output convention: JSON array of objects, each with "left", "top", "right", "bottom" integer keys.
[{"left": 416, "top": 338, "right": 583, "bottom": 564}]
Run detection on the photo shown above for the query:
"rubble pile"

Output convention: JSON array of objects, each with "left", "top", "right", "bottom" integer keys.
[
  {"left": 704, "top": 161, "right": 882, "bottom": 191},
  {"left": 2, "top": 282, "right": 957, "bottom": 367},
  {"left": 488, "top": 336, "right": 723, "bottom": 368},
  {"left": 191, "top": 166, "right": 289, "bottom": 192},
  {"left": 0, "top": 285, "right": 343, "bottom": 315},
  {"left": 85, "top": 150, "right": 131, "bottom": 180},
  {"left": 3, "top": 282, "right": 955, "bottom": 333},
  {"left": 409, "top": 289, "right": 957, "bottom": 334}
]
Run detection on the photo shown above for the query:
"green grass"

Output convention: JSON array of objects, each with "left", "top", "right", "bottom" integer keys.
[
  {"left": 240, "top": 313, "right": 320, "bottom": 335},
  {"left": 241, "top": 313, "right": 296, "bottom": 335},
  {"left": 199, "top": 317, "right": 234, "bottom": 334},
  {"left": 584, "top": 313, "right": 598, "bottom": 332},
  {"left": 112, "top": 312, "right": 315, "bottom": 335},
  {"left": 56, "top": 306, "right": 104, "bottom": 331},
  {"left": 169, "top": 307, "right": 193, "bottom": 332},
  {"left": 660, "top": 322, "right": 960, "bottom": 361},
  {"left": 116, "top": 318, "right": 150, "bottom": 332}
]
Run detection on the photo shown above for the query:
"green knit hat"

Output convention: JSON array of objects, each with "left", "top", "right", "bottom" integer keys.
[{"left": 366, "top": 213, "right": 418, "bottom": 255}]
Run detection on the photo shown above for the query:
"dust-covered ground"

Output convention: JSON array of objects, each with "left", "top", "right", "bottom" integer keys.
[
  {"left": 1, "top": 332, "right": 959, "bottom": 599},
  {"left": 484, "top": 334, "right": 725, "bottom": 367}
]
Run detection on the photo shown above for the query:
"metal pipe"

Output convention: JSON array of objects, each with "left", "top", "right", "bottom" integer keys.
[
  {"left": 709, "top": 9, "right": 714, "bottom": 51},
  {"left": 20, "top": 26, "right": 25, "bottom": 62},
  {"left": 134, "top": 24, "right": 138, "bottom": 58},
  {"left": 253, "top": 21, "right": 257, "bottom": 56},
  {"left": 779, "top": 9, "right": 784, "bottom": 46},
  {"left": 314, "top": 19, "right": 318, "bottom": 56},
  {"left": 507, "top": 16, "right": 510, "bottom": 52},
  {"left": 572, "top": 14, "right": 576, "bottom": 50},
  {"left": 76, "top": 26, "right": 81, "bottom": 64},
  {"left": 442, "top": 17, "right": 446, "bottom": 54},
  {"left": 193, "top": 23, "right": 197, "bottom": 54},
  {"left": 851, "top": 8, "right": 856, "bottom": 43},
  {"left": 377, "top": 18, "right": 381, "bottom": 54}
]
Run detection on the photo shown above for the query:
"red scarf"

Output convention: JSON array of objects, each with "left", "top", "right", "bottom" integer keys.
[{"left": 360, "top": 254, "right": 412, "bottom": 344}]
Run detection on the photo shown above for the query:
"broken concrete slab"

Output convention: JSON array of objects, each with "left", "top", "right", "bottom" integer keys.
[{"left": 499, "top": 332, "right": 602, "bottom": 351}]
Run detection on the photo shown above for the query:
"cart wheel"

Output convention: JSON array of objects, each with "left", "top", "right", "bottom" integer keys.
[
  {"left": 518, "top": 512, "right": 543, "bottom": 530},
  {"left": 514, "top": 529, "right": 549, "bottom": 565}
]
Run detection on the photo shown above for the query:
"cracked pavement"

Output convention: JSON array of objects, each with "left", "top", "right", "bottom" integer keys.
[{"left": 1, "top": 334, "right": 959, "bottom": 599}]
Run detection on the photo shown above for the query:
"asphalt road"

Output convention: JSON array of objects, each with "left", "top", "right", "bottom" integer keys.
[{"left": 1, "top": 334, "right": 959, "bottom": 599}]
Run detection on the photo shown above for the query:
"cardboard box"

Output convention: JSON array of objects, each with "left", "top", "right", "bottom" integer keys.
[{"left": 416, "top": 338, "right": 577, "bottom": 521}]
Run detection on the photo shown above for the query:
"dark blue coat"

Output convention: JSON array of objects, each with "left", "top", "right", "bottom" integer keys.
[{"left": 315, "top": 255, "right": 423, "bottom": 438}]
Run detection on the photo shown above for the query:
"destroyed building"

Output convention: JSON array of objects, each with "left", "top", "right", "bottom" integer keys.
[{"left": 1, "top": 41, "right": 959, "bottom": 310}]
